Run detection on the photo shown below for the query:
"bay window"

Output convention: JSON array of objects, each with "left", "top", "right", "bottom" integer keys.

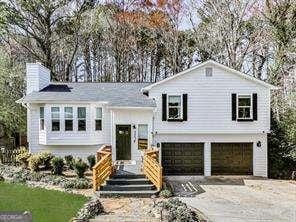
[
  {"left": 64, "top": 107, "right": 73, "bottom": 131},
  {"left": 40, "top": 107, "right": 44, "bottom": 130},
  {"left": 95, "top": 107, "right": 102, "bottom": 131},
  {"left": 51, "top": 107, "right": 60, "bottom": 131},
  {"left": 77, "top": 107, "right": 86, "bottom": 131}
]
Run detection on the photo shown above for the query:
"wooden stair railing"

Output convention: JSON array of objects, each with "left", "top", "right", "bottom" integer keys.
[
  {"left": 93, "top": 145, "right": 114, "bottom": 191},
  {"left": 143, "top": 149, "right": 163, "bottom": 191}
]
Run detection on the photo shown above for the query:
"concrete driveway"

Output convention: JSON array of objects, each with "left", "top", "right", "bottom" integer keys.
[{"left": 167, "top": 176, "right": 296, "bottom": 222}]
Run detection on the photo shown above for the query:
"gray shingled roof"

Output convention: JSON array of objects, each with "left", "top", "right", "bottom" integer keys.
[{"left": 19, "top": 82, "right": 155, "bottom": 107}]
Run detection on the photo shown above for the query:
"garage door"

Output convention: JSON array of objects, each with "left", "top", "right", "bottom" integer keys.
[
  {"left": 211, "top": 143, "right": 253, "bottom": 175},
  {"left": 161, "top": 143, "right": 204, "bottom": 175}
]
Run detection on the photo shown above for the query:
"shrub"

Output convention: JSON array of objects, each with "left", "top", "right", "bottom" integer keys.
[
  {"left": 64, "top": 155, "right": 74, "bottom": 169},
  {"left": 0, "top": 175, "right": 4, "bottom": 182},
  {"left": 87, "top": 155, "right": 96, "bottom": 169},
  {"left": 75, "top": 198, "right": 104, "bottom": 221},
  {"left": 28, "top": 154, "right": 42, "bottom": 172},
  {"left": 63, "top": 178, "right": 92, "bottom": 189},
  {"left": 38, "top": 152, "right": 54, "bottom": 169},
  {"left": 161, "top": 198, "right": 197, "bottom": 222},
  {"left": 73, "top": 159, "right": 88, "bottom": 178},
  {"left": 159, "top": 189, "right": 173, "bottom": 198},
  {"left": 51, "top": 157, "right": 64, "bottom": 175},
  {"left": 15, "top": 147, "right": 31, "bottom": 168}
]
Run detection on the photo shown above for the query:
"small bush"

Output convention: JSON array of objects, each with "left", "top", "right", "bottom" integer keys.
[
  {"left": 75, "top": 198, "right": 104, "bottom": 221},
  {"left": 63, "top": 178, "right": 92, "bottom": 189},
  {"left": 73, "top": 159, "right": 88, "bottom": 178},
  {"left": 159, "top": 189, "right": 173, "bottom": 198},
  {"left": 161, "top": 198, "right": 197, "bottom": 222},
  {"left": 87, "top": 155, "right": 96, "bottom": 169},
  {"left": 28, "top": 154, "right": 42, "bottom": 172},
  {"left": 39, "top": 175, "right": 68, "bottom": 186},
  {"left": 51, "top": 157, "right": 64, "bottom": 175},
  {"left": 64, "top": 155, "right": 74, "bottom": 169},
  {"left": 38, "top": 152, "right": 54, "bottom": 169},
  {"left": 16, "top": 148, "right": 31, "bottom": 168},
  {"left": 0, "top": 175, "right": 4, "bottom": 182}
]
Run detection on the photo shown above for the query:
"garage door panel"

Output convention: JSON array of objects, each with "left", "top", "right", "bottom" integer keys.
[
  {"left": 211, "top": 143, "right": 253, "bottom": 175},
  {"left": 162, "top": 143, "right": 204, "bottom": 175}
]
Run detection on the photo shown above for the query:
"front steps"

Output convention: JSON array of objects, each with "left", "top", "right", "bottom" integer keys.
[{"left": 97, "top": 174, "right": 158, "bottom": 198}]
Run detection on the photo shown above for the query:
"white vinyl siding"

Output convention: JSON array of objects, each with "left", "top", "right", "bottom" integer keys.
[{"left": 149, "top": 65, "right": 270, "bottom": 133}]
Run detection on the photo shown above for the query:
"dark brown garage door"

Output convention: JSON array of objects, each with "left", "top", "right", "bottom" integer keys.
[
  {"left": 211, "top": 143, "right": 253, "bottom": 175},
  {"left": 161, "top": 143, "right": 204, "bottom": 175}
]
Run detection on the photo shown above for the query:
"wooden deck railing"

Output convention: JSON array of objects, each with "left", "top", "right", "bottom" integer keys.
[
  {"left": 93, "top": 145, "right": 114, "bottom": 191},
  {"left": 143, "top": 148, "right": 163, "bottom": 191}
]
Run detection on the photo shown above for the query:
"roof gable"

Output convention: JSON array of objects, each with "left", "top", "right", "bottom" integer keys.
[{"left": 142, "top": 60, "right": 277, "bottom": 91}]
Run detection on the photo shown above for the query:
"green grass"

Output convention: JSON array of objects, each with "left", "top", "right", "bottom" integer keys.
[{"left": 0, "top": 182, "right": 89, "bottom": 222}]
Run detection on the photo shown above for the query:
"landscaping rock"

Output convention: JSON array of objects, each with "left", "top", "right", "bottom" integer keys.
[{"left": 75, "top": 198, "right": 104, "bottom": 221}]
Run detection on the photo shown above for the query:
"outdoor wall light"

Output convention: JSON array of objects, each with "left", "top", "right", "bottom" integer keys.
[
  {"left": 257, "top": 141, "right": 261, "bottom": 147},
  {"left": 132, "top": 125, "right": 136, "bottom": 129}
]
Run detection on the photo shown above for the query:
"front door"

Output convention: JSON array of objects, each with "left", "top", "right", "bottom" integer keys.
[{"left": 116, "top": 125, "right": 131, "bottom": 160}]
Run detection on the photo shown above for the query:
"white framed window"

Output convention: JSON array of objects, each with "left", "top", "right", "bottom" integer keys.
[
  {"left": 95, "top": 107, "right": 102, "bottom": 131},
  {"left": 77, "top": 107, "right": 86, "bottom": 131},
  {"left": 138, "top": 124, "right": 148, "bottom": 149},
  {"left": 167, "top": 95, "right": 182, "bottom": 120},
  {"left": 51, "top": 107, "right": 60, "bottom": 131},
  {"left": 237, "top": 95, "right": 252, "bottom": 119},
  {"left": 64, "top": 107, "right": 73, "bottom": 131},
  {"left": 40, "top": 107, "right": 45, "bottom": 131}
]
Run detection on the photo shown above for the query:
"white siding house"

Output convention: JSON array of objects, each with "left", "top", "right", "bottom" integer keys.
[{"left": 18, "top": 61, "right": 276, "bottom": 177}]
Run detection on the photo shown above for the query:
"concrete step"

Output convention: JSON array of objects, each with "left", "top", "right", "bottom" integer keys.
[
  {"left": 100, "top": 184, "right": 155, "bottom": 191},
  {"left": 106, "top": 178, "right": 152, "bottom": 185},
  {"left": 112, "top": 174, "right": 146, "bottom": 179},
  {"left": 90, "top": 215, "right": 160, "bottom": 222},
  {"left": 97, "top": 190, "right": 158, "bottom": 198}
]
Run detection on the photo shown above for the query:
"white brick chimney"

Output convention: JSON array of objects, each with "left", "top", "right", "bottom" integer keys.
[{"left": 26, "top": 63, "right": 51, "bottom": 94}]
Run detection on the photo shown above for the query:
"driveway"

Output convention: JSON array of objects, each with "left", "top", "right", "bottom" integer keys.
[{"left": 167, "top": 176, "right": 296, "bottom": 222}]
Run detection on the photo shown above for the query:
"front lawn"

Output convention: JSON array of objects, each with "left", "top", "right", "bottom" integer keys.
[{"left": 0, "top": 182, "right": 89, "bottom": 222}]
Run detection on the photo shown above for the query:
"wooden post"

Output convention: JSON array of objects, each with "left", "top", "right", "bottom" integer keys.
[{"left": 92, "top": 168, "right": 97, "bottom": 191}]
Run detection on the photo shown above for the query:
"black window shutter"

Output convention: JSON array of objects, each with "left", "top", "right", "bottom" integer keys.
[
  {"left": 253, "top": 93, "right": 257, "bottom": 121},
  {"left": 183, "top": 94, "right": 188, "bottom": 121},
  {"left": 232, "top": 93, "right": 237, "bottom": 121},
  {"left": 162, "top": 94, "right": 167, "bottom": 121}
]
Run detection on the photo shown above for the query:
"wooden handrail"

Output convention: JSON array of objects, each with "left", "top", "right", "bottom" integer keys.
[
  {"left": 143, "top": 148, "right": 163, "bottom": 191},
  {"left": 93, "top": 145, "right": 113, "bottom": 191}
]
